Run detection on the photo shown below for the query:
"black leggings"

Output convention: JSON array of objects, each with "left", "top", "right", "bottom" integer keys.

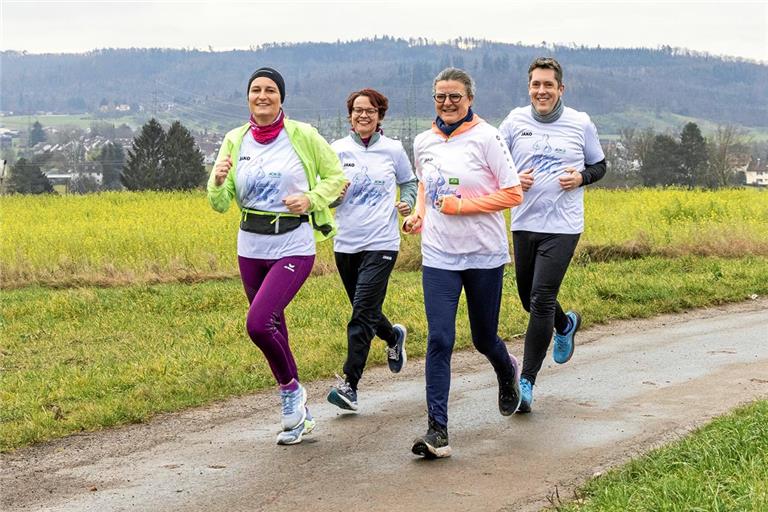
[
  {"left": 335, "top": 250, "right": 398, "bottom": 390},
  {"left": 513, "top": 231, "right": 580, "bottom": 384}
]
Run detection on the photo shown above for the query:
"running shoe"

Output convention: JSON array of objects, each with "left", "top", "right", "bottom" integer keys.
[
  {"left": 327, "top": 378, "right": 358, "bottom": 412},
  {"left": 387, "top": 324, "right": 408, "bottom": 373},
  {"left": 411, "top": 417, "right": 451, "bottom": 459},
  {"left": 517, "top": 377, "right": 534, "bottom": 413},
  {"left": 276, "top": 408, "right": 316, "bottom": 445},
  {"left": 498, "top": 353, "right": 522, "bottom": 416},
  {"left": 553, "top": 311, "right": 581, "bottom": 364},
  {"left": 279, "top": 381, "right": 307, "bottom": 430}
]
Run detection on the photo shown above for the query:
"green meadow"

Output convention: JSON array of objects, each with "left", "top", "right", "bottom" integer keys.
[{"left": 2, "top": 188, "right": 767, "bottom": 508}]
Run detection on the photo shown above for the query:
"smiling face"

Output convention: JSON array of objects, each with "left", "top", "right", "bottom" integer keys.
[
  {"left": 349, "top": 95, "right": 379, "bottom": 138},
  {"left": 248, "top": 76, "right": 282, "bottom": 125},
  {"left": 433, "top": 79, "right": 472, "bottom": 125},
  {"left": 529, "top": 67, "right": 564, "bottom": 116}
]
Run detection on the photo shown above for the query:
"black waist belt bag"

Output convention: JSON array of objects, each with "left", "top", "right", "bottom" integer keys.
[{"left": 240, "top": 209, "right": 309, "bottom": 235}]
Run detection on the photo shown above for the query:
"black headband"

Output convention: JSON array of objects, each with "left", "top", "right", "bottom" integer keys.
[{"left": 247, "top": 67, "right": 285, "bottom": 103}]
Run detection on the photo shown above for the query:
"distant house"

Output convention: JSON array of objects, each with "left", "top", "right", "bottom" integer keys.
[{"left": 745, "top": 158, "right": 767, "bottom": 187}]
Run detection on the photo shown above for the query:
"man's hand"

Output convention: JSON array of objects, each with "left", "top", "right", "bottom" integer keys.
[{"left": 559, "top": 168, "right": 583, "bottom": 191}]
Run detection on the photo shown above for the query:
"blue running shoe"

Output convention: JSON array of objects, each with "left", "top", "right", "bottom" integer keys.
[
  {"left": 279, "top": 381, "right": 307, "bottom": 430},
  {"left": 327, "top": 377, "right": 358, "bottom": 412},
  {"left": 553, "top": 311, "right": 581, "bottom": 364},
  {"left": 276, "top": 407, "right": 316, "bottom": 445},
  {"left": 517, "top": 377, "right": 534, "bottom": 413},
  {"left": 387, "top": 324, "right": 408, "bottom": 373}
]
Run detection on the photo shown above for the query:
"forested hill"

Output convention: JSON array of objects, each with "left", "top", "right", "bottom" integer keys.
[{"left": 2, "top": 37, "right": 766, "bottom": 129}]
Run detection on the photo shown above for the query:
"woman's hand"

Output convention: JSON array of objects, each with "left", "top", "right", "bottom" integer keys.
[
  {"left": 283, "top": 193, "right": 311, "bottom": 214},
  {"left": 402, "top": 214, "right": 423, "bottom": 234},
  {"left": 395, "top": 201, "right": 411, "bottom": 216},
  {"left": 436, "top": 195, "right": 461, "bottom": 215},
  {"left": 518, "top": 168, "right": 534, "bottom": 192},
  {"left": 214, "top": 156, "right": 232, "bottom": 186}
]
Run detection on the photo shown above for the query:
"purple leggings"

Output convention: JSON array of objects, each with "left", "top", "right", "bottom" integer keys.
[{"left": 238, "top": 254, "right": 315, "bottom": 386}]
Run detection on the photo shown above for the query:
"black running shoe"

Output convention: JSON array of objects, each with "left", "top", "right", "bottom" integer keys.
[
  {"left": 387, "top": 324, "right": 407, "bottom": 373},
  {"left": 411, "top": 417, "right": 452, "bottom": 459},
  {"left": 327, "top": 377, "right": 358, "bottom": 412},
  {"left": 498, "top": 353, "right": 522, "bottom": 416}
]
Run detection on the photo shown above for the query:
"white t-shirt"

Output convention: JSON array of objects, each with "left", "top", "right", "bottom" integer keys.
[
  {"left": 413, "top": 121, "right": 520, "bottom": 270},
  {"left": 499, "top": 106, "right": 605, "bottom": 234},
  {"left": 331, "top": 134, "right": 415, "bottom": 253},
  {"left": 235, "top": 130, "right": 315, "bottom": 259}
]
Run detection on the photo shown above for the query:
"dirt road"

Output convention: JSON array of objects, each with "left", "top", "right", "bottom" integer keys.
[{"left": 3, "top": 299, "right": 767, "bottom": 512}]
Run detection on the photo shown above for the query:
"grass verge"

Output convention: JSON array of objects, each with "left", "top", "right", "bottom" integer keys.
[
  {"left": 554, "top": 400, "right": 768, "bottom": 511},
  {"left": 1, "top": 255, "right": 766, "bottom": 452}
]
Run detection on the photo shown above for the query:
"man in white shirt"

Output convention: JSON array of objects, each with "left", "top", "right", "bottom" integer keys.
[{"left": 499, "top": 57, "right": 607, "bottom": 413}]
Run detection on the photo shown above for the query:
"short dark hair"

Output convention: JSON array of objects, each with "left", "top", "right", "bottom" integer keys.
[
  {"left": 528, "top": 57, "right": 563, "bottom": 86},
  {"left": 346, "top": 89, "right": 389, "bottom": 124}
]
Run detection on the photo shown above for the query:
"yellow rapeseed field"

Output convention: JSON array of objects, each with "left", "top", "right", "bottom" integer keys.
[{"left": 2, "top": 188, "right": 766, "bottom": 288}]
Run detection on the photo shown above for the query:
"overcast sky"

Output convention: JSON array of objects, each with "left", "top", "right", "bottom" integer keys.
[{"left": 2, "top": 0, "right": 766, "bottom": 62}]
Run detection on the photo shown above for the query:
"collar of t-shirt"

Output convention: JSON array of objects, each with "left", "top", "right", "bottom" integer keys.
[
  {"left": 434, "top": 107, "right": 475, "bottom": 137},
  {"left": 531, "top": 98, "right": 564, "bottom": 124},
  {"left": 431, "top": 110, "right": 483, "bottom": 140},
  {"left": 350, "top": 128, "right": 383, "bottom": 148}
]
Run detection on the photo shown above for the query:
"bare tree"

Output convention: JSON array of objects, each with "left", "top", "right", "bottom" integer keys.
[{"left": 707, "top": 125, "right": 749, "bottom": 188}]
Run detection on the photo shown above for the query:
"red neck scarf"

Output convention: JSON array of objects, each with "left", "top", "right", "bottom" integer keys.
[{"left": 249, "top": 109, "right": 285, "bottom": 144}]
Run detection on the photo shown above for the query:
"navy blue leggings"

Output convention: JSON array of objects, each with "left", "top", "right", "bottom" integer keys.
[{"left": 422, "top": 265, "right": 515, "bottom": 428}]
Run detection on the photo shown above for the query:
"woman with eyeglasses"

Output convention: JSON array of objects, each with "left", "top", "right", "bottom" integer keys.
[
  {"left": 403, "top": 67, "right": 524, "bottom": 458},
  {"left": 325, "top": 88, "right": 417, "bottom": 413},
  {"left": 207, "top": 67, "right": 345, "bottom": 445}
]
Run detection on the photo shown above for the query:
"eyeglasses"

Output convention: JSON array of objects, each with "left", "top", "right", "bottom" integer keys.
[
  {"left": 352, "top": 107, "right": 378, "bottom": 116},
  {"left": 433, "top": 93, "right": 464, "bottom": 104}
]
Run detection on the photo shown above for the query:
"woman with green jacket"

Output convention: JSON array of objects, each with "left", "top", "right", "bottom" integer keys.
[{"left": 208, "top": 67, "right": 345, "bottom": 445}]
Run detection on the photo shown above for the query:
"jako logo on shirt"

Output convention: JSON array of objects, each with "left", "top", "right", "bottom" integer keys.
[
  {"left": 343, "top": 162, "right": 356, "bottom": 167},
  {"left": 423, "top": 157, "right": 434, "bottom": 163},
  {"left": 520, "top": 130, "right": 533, "bottom": 137},
  {"left": 239, "top": 156, "right": 251, "bottom": 161}
]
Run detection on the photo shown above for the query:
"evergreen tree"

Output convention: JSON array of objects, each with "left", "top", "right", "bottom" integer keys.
[
  {"left": 98, "top": 142, "right": 125, "bottom": 190},
  {"left": 122, "top": 118, "right": 165, "bottom": 191},
  {"left": 8, "top": 158, "right": 54, "bottom": 194},
  {"left": 29, "top": 121, "right": 46, "bottom": 146},
  {"left": 679, "top": 122, "right": 707, "bottom": 188},
  {"left": 641, "top": 134, "right": 681, "bottom": 186},
  {"left": 161, "top": 121, "right": 206, "bottom": 190}
]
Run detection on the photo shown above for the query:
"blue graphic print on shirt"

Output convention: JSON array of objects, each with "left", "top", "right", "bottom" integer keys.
[
  {"left": 241, "top": 157, "right": 281, "bottom": 206},
  {"left": 346, "top": 166, "right": 387, "bottom": 206},
  {"left": 531, "top": 134, "right": 563, "bottom": 175},
  {"left": 424, "top": 162, "right": 458, "bottom": 209}
]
